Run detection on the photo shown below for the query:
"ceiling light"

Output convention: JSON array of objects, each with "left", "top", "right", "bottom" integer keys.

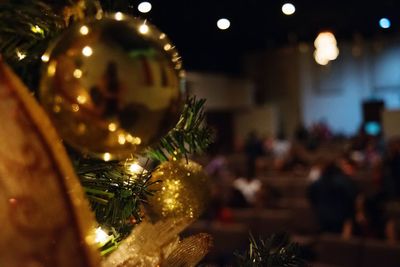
[
  {"left": 379, "top": 18, "right": 391, "bottom": 29},
  {"left": 314, "top": 31, "right": 339, "bottom": 65},
  {"left": 282, "top": 3, "right": 295, "bottom": 15},
  {"left": 217, "top": 18, "right": 230, "bottom": 30},
  {"left": 138, "top": 2, "right": 152, "bottom": 13}
]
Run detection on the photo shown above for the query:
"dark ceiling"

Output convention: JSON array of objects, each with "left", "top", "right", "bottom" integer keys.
[{"left": 127, "top": 0, "right": 400, "bottom": 73}]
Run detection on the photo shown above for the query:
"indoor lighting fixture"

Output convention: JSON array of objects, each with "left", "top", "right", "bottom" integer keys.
[
  {"left": 314, "top": 31, "right": 339, "bottom": 65},
  {"left": 282, "top": 3, "right": 296, "bottom": 15},
  {"left": 379, "top": 18, "right": 391, "bottom": 29},
  {"left": 138, "top": 2, "right": 152, "bottom": 13},
  {"left": 217, "top": 18, "right": 230, "bottom": 30}
]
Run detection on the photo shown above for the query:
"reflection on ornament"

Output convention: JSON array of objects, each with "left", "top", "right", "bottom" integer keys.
[
  {"left": 40, "top": 14, "right": 185, "bottom": 159},
  {"left": 95, "top": 227, "right": 111, "bottom": 246},
  {"left": 147, "top": 159, "right": 210, "bottom": 221}
]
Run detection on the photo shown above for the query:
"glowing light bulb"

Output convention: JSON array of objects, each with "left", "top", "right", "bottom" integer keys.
[
  {"left": 31, "top": 25, "right": 44, "bottom": 35},
  {"left": 76, "top": 95, "right": 87, "bottom": 104},
  {"left": 82, "top": 46, "right": 93, "bottom": 57},
  {"left": 282, "top": 3, "right": 296, "bottom": 15},
  {"left": 103, "top": 153, "right": 111, "bottom": 162},
  {"left": 80, "top": 25, "right": 89, "bottom": 35},
  {"left": 16, "top": 49, "right": 26, "bottom": 60},
  {"left": 128, "top": 162, "right": 143, "bottom": 174},
  {"left": 108, "top": 122, "right": 117, "bottom": 132},
  {"left": 217, "top": 18, "right": 230, "bottom": 30},
  {"left": 41, "top": 54, "right": 49, "bottom": 62},
  {"left": 314, "top": 31, "right": 339, "bottom": 65},
  {"left": 139, "top": 24, "right": 149, "bottom": 34},
  {"left": 138, "top": 2, "right": 152, "bottom": 13},
  {"left": 379, "top": 18, "right": 391, "bottom": 29},
  {"left": 95, "top": 227, "right": 109, "bottom": 245},
  {"left": 163, "top": 43, "right": 172, "bottom": 51},
  {"left": 115, "top": 12, "right": 124, "bottom": 21},
  {"left": 73, "top": 69, "right": 83, "bottom": 79}
]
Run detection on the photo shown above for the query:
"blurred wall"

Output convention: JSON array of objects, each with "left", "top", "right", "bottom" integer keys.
[
  {"left": 245, "top": 37, "right": 400, "bottom": 136},
  {"left": 244, "top": 46, "right": 302, "bottom": 138},
  {"left": 186, "top": 72, "right": 254, "bottom": 110},
  {"left": 234, "top": 105, "right": 278, "bottom": 140}
]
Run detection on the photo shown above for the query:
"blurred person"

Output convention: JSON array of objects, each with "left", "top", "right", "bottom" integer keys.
[
  {"left": 308, "top": 162, "right": 357, "bottom": 233},
  {"left": 383, "top": 137, "right": 400, "bottom": 198},
  {"left": 232, "top": 176, "right": 262, "bottom": 205},
  {"left": 343, "top": 193, "right": 388, "bottom": 240},
  {"left": 244, "top": 131, "right": 264, "bottom": 178}
]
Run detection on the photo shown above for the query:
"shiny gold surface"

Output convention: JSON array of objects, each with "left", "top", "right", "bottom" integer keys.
[
  {"left": 40, "top": 14, "right": 185, "bottom": 159},
  {"left": 147, "top": 159, "right": 210, "bottom": 222}
]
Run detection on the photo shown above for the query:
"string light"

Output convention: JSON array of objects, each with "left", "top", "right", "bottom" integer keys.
[
  {"left": 16, "top": 49, "right": 26, "bottom": 60},
  {"left": 41, "top": 54, "right": 49, "bottom": 62},
  {"left": 80, "top": 25, "right": 89, "bottom": 35},
  {"left": 94, "top": 227, "right": 111, "bottom": 246},
  {"left": 82, "top": 46, "right": 93, "bottom": 57},
  {"left": 103, "top": 153, "right": 111, "bottom": 162},
  {"left": 73, "top": 69, "right": 83, "bottom": 78},
  {"left": 138, "top": 2, "right": 152, "bottom": 13},
  {"left": 217, "top": 18, "right": 230, "bottom": 30},
  {"left": 30, "top": 25, "right": 44, "bottom": 35},
  {"left": 115, "top": 12, "right": 124, "bottom": 21},
  {"left": 108, "top": 122, "right": 117, "bottom": 132},
  {"left": 139, "top": 23, "right": 149, "bottom": 34}
]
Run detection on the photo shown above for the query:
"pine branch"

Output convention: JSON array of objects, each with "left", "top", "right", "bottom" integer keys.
[
  {"left": 235, "top": 233, "right": 308, "bottom": 267},
  {"left": 0, "top": 1, "right": 66, "bottom": 89},
  {"left": 147, "top": 97, "right": 214, "bottom": 162},
  {"left": 74, "top": 158, "right": 158, "bottom": 238}
]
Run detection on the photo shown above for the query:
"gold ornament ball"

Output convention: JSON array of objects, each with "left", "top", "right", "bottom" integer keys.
[
  {"left": 39, "top": 14, "right": 185, "bottom": 159},
  {"left": 147, "top": 159, "right": 210, "bottom": 221}
]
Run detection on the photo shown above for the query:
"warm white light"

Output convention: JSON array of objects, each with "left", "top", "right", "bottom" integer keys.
[
  {"left": 138, "top": 2, "right": 152, "bottom": 13},
  {"left": 108, "top": 123, "right": 117, "bottom": 132},
  {"left": 31, "top": 25, "right": 44, "bottom": 35},
  {"left": 82, "top": 46, "right": 93, "bottom": 57},
  {"left": 41, "top": 54, "right": 49, "bottom": 62},
  {"left": 118, "top": 134, "right": 126, "bottom": 145},
  {"left": 103, "top": 153, "right": 111, "bottom": 162},
  {"left": 95, "top": 227, "right": 110, "bottom": 245},
  {"left": 217, "top": 18, "right": 230, "bottom": 30},
  {"left": 73, "top": 69, "right": 83, "bottom": 78},
  {"left": 76, "top": 95, "right": 87, "bottom": 104},
  {"left": 163, "top": 43, "right": 172, "bottom": 51},
  {"left": 282, "top": 3, "right": 296, "bottom": 15},
  {"left": 16, "top": 50, "right": 26, "bottom": 60},
  {"left": 314, "top": 31, "right": 339, "bottom": 65},
  {"left": 314, "top": 32, "right": 337, "bottom": 48},
  {"left": 139, "top": 24, "right": 149, "bottom": 34},
  {"left": 128, "top": 162, "right": 143, "bottom": 174},
  {"left": 80, "top": 25, "right": 89, "bottom": 35},
  {"left": 314, "top": 51, "right": 330, "bottom": 65},
  {"left": 115, "top": 12, "right": 124, "bottom": 21}
]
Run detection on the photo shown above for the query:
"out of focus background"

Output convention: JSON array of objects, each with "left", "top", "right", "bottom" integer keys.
[{"left": 138, "top": 1, "right": 400, "bottom": 266}]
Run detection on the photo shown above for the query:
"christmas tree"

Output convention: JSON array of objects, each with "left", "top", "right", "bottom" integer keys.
[{"left": 0, "top": 1, "right": 306, "bottom": 266}]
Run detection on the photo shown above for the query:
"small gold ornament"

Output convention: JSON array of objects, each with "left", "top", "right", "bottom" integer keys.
[
  {"left": 39, "top": 14, "right": 185, "bottom": 159},
  {"left": 147, "top": 159, "right": 210, "bottom": 221}
]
